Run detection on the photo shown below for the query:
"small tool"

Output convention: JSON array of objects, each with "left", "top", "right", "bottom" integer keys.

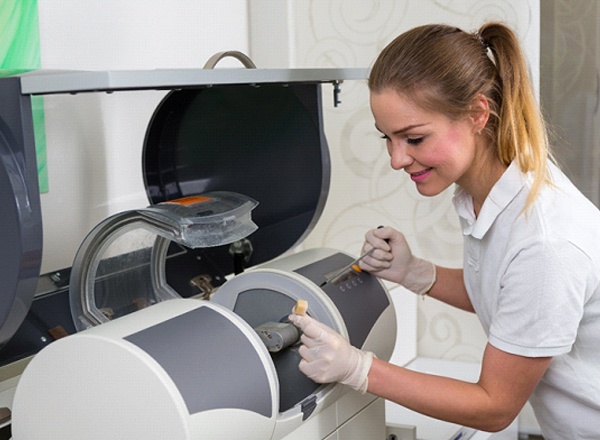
[
  {"left": 319, "top": 247, "right": 375, "bottom": 287},
  {"left": 320, "top": 226, "right": 385, "bottom": 288}
]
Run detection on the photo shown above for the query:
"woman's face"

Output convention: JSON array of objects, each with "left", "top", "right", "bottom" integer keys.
[{"left": 370, "top": 89, "right": 481, "bottom": 197}]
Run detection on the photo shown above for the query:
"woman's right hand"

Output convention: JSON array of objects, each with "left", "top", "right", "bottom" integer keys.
[{"left": 359, "top": 226, "right": 436, "bottom": 295}]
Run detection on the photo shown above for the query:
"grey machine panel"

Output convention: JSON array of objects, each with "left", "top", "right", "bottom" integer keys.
[
  {"left": 125, "top": 306, "right": 273, "bottom": 417},
  {"left": 0, "top": 77, "right": 43, "bottom": 347},
  {"left": 295, "top": 253, "right": 390, "bottom": 348}
]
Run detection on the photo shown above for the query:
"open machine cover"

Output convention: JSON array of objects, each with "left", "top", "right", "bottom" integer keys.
[{"left": 142, "top": 80, "right": 330, "bottom": 274}]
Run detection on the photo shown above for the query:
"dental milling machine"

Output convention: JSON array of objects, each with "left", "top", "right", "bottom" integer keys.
[{"left": 0, "top": 53, "right": 396, "bottom": 439}]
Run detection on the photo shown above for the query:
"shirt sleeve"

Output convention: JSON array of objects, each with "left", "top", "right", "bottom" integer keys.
[{"left": 489, "top": 237, "right": 591, "bottom": 357}]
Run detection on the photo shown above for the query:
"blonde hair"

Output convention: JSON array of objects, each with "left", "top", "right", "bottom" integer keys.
[{"left": 369, "top": 22, "right": 551, "bottom": 209}]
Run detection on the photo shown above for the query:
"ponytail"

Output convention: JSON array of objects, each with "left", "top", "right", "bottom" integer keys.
[{"left": 479, "top": 23, "right": 552, "bottom": 209}]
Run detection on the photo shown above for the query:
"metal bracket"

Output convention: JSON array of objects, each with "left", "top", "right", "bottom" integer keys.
[{"left": 333, "top": 80, "right": 343, "bottom": 107}]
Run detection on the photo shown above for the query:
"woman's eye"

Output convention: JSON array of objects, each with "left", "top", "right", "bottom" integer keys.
[
  {"left": 407, "top": 137, "right": 423, "bottom": 145},
  {"left": 380, "top": 134, "right": 390, "bottom": 141}
]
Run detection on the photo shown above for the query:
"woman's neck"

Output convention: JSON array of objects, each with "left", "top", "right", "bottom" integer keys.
[{"left": 459, "top": 149, "right": 507, "bottom": 218}]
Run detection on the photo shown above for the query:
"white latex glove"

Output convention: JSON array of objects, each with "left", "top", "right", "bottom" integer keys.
[
  {"left": 288, "top": 313, "right": 373, "bottom": 394},
  {"left": 359, "top": 226, "right": 436, "bottom": 295}
]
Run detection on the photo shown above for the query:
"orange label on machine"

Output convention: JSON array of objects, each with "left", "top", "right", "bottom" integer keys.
[{"left": 161, "top": 196, "right": 213, "bottom": 206}]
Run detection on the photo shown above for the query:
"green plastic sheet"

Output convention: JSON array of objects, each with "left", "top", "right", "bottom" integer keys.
[{"left": 0, "top": 0, "right": 47, "bottom": 193}]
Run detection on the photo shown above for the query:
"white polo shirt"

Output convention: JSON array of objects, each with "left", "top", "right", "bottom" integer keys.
[{"left": 453, "top": 161, "right": 600, "bottom": 439}]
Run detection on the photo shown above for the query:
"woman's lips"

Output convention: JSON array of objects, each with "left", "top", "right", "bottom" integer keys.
[{"left": 410, "top": 168, "right": 432, "bottom": 183}]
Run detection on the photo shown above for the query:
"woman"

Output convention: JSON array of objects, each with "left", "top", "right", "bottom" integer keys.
[{"left": 289, "top": 22, "right": 600, "bottom": 438}]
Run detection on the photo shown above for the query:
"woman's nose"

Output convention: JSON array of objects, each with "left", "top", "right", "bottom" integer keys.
[{"left": 389, "top": 143, "right": 413, "bottom": 170}]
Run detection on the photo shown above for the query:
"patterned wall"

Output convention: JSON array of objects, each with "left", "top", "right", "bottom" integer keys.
[{"left": 282, "top": 0, "right": 539, "bottom": 361}]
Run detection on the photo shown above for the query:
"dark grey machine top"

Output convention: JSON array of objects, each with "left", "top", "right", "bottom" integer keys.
[{"left": 125, "top": 305, "right": 274, "bottom": 417}]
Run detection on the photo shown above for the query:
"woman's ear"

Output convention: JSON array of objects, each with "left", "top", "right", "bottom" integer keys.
[{"left": 469, "top": 94, "right": 490, "bottom": 134}]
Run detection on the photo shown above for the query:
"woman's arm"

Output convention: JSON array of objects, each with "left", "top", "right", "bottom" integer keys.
[
  {"left": 289, "top": 314, "right": 551, "bottom": 432},
  {"left": 368, "top": 343, "right": 551, "bottom": 432},
  {"left": 426, "top": 266, "right": 475, "bottom": 312}
]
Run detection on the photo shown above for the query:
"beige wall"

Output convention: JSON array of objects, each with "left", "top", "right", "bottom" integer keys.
[{"left": 37, "top": 1, "right": 250, "bottom": 272}]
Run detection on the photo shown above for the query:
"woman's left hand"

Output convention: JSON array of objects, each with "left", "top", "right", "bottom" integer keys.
[{"left": 288, "top": 312, "right": 374, "bottom": 393}]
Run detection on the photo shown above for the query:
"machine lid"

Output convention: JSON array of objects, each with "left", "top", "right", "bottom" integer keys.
[{"left": 142, "top": 79, "right": 332, "bottom": 273}]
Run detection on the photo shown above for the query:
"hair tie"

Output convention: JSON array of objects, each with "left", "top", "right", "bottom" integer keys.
[{"left": 475, "top": 32, "right": 490, "bottom": 50}]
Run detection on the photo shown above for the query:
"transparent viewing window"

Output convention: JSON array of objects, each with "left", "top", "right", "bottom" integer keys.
[{"left": 70, "top": 192, "right": 258, "bottom": 331}]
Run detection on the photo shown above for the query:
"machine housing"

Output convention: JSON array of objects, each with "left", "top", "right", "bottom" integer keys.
[{"left": 0, "top": 62, "right": 396, "bottom": 439}]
